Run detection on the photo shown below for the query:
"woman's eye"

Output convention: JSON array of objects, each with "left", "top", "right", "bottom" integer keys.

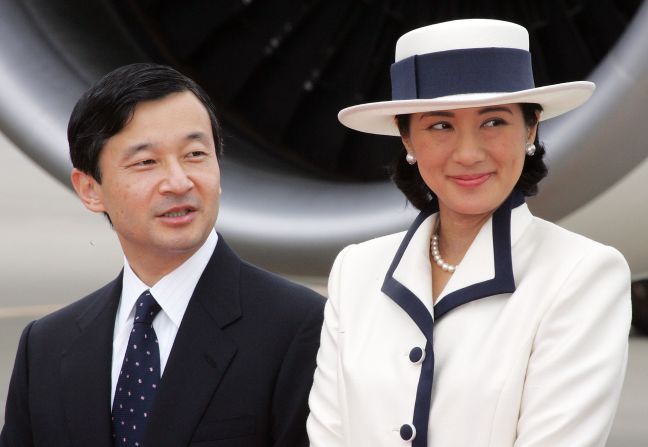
[
  {"left": 429, "top": 122, "right": 451, "bottom": 130},
  {"left": 483, "top": 118, "right": 506, "bottom": 128}
]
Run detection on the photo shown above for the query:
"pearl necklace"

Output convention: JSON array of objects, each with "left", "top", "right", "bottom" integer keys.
[{"left": 430, "top": 233, "right": 458, "bottom": 273}]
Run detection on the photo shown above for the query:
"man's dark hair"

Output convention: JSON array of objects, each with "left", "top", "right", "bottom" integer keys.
[
  {"left": 391, "top": 103, "right": 547, "bottom": 210},
  {"left": 68, "top": 63, "right": 223, "bottom": 182}
]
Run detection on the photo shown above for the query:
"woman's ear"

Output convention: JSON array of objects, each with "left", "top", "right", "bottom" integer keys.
[
  {"left": 528, "top": 111, "right": 541, "bottom": 143},
  {"left": 399, "top": 129, "right": 414, "bottom": 156},
  {"left": 395, "top": 115, "right": 415, "bottom": 156},
  {"left": 70, "top": 168, "right": 106, "bottom": 213},
  {"left": 401, "top": 135, "right": 413, "bottom": 153},
  {"left": 527, "top": 117, "right": 540, "bottom": 144}
]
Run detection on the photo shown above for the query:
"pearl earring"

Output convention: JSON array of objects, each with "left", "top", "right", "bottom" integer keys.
[
  {"left": 406, "top": 153, "right": 417, "bottom": 165},
  {"left": 525, "top": 143, "right": 536, "bottom": 156}
]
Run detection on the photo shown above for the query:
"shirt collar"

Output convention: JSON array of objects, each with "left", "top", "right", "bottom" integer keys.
[{"left": 118, "top": 229, "right": 218, "bottom": 328}]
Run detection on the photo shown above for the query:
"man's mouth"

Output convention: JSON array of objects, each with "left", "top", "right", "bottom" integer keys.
[
  {"left": 162, "top": 209, "right": 191, "bottom": 218},
  {"left": 158, "top": 205, "right": 197, "bottom": 219}
]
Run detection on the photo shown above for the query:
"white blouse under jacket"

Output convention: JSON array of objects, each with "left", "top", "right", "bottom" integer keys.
[{"left": 307, "top": 192, "right": 631, "bottom": 447}]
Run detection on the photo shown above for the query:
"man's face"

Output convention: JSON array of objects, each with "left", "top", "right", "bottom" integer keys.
[{"left": 78, "top": 91, "right": 221, "bottom": 265}]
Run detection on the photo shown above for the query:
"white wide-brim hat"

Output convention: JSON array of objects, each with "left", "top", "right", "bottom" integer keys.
[{"left": 338, "top": 19, "right": 595, "bottom": 136}]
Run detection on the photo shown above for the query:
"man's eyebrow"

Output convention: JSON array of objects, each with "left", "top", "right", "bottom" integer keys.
[
  {"left": 122, "top": 131, "right": 209, "bottom": 158},
  {"left": 123, "top": 142, "right": 152, "bottom": 159},
  {"left": 478, "top": 106, "right": 513, "bottom": 115},
  {"left": 185, "top": 131, "right": 209, "bottom": 142}
]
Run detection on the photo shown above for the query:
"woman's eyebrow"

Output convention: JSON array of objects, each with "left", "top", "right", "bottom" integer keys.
[
  {"left": 420, "top": 111, "right": 455, "bottom": 118},
  {"left": 478, "top": 106, "right": 513, "bottom": 115}
]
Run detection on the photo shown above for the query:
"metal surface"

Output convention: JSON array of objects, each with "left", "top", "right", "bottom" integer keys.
[{"left": 0, "top": 0, "right": 647, "bottom": 275}]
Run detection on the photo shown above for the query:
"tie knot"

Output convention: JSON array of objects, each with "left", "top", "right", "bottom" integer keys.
[{"left": 134, "top": 291, "right": 161, "bottom": 325}]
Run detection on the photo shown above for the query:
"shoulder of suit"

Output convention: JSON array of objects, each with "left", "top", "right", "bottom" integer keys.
[
  {"left": 356, "top": 230, "right": 409, "bottom": 250},
  {"left": 527, "top": 216, "right": 626, "bottom": 261},
  {"left": 239, "top": 260, "right": 325, "bottom": 309},
  {"left": 334, "top": 230, "right": 408, "bottom": 269},
  {"left": 521, "top": 216, "right": 630, "bottom": 286},
  {"left": 16, "top": 275, "right": 119, "bottom": 352},
  {"left": 30, "top": 276, "right": 119, "bottom": 329}
]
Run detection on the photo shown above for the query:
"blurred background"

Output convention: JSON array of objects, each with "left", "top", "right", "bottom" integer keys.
[{"left": 1, "top": 1, "right": 647, "bottom": 444}]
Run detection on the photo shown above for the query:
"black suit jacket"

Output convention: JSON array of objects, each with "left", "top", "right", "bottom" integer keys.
[{"left": 1, "top": 237, "right": 325, "bottom": 447}]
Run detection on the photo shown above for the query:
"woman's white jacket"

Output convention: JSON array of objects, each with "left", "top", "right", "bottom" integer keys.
[{"left": 307, "top": 192, "right": 631, "bottom": 447}]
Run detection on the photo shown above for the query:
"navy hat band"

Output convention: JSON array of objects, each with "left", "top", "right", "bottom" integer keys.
[{"left": 390, "top": 47, "right": 535, "bottom": 101}]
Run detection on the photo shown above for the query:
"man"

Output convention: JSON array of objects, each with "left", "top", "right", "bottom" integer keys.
[{"left": 1, "top": 63, "right": 324, "bottom": 447}]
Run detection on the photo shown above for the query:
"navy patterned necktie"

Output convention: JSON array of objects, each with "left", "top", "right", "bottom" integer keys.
[{"left": 112, "top": 290, "right": 162, "bottom": 446}]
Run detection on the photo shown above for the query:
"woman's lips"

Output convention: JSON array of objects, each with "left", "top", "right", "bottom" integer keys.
[{"left": 449, "top": 173, "right": 492, "bottom": 187}]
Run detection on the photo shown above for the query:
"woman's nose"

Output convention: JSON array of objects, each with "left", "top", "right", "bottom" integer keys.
[{"left": 452, "top": 131, "right": 485, "bottom": 165}]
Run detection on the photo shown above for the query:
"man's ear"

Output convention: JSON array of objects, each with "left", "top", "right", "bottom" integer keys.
[{"left": 70, "top": 168, "right": 106, "bottom": 213}]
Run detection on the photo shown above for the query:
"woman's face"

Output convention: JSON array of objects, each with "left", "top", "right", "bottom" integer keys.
[{"left": 402, "top": 104, "right": 537, "bottom": 222}]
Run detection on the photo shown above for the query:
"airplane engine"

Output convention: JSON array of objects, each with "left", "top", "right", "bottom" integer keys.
[{"left": 0, "top": 0, "right": 646, "bottom": 283}]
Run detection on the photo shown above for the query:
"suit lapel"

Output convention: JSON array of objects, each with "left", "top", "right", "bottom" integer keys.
[
  {"left": 381, "top": 192, "right": 528, "bottom": 447},
  {"left": 61, "top": 274, "right": 122, "bottom": 447},
  {"left": 382, "top": 191, "right": 528, "bottom": 334},
  {"left": 433, "top": 191, "right": 525, "bottom": 319},
  {"left": 382, "top": 207, "right": 437, "bottom": 344},
  {"left": 145, "top": 237, "right": 240, "bottom": 447}
]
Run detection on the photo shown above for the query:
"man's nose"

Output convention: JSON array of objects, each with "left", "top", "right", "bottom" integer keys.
[{"left": 159, "top": 161, "right": 193, "bottom": 194}]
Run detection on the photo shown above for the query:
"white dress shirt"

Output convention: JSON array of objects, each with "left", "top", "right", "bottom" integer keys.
[{"left": 110, "top": 229, "right": 218, "bottom": 405}]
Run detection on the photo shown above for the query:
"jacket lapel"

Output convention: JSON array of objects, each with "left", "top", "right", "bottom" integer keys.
[
  {"left": 381, "top": 192, "right": 528, "bottom": 447},
  {"left": 145, "top": 236, "right": 240, "bottom": 447},
  {"left": 382, "top": 191, "right": 528, "bottom": 332},
  {"left": 382, "top": 207, "right": 437, "bottom": 344},
  {"left": 433, "top": 191, "right": 525, "bottom": 319},
  {"left": 61, "top": 274, "right": 122, "bottom": 447}
]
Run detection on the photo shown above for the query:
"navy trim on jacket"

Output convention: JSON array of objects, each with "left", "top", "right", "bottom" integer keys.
[{"left": 380, "top": 191, "right": 525, "bottom": 446}]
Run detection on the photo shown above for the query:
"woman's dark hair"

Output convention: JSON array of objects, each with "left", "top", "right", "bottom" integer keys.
[
  {"left": 391, "top": 103, "right": 547, "bottom": 210},
  {"left": 68, "top": 63, "right": 223, "bottom": 183}
]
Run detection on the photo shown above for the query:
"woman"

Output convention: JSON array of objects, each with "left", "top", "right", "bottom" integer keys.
[{"left": 307, "top": 19, "right": 631, "bottom": 447}]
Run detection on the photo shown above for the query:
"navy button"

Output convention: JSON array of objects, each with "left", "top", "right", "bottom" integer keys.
[
  {"left": 408, "top": 346, "right": 425, "bottom": 364},
  {"left": 400, "top": 423, "right": 416, "bottom": 441}
]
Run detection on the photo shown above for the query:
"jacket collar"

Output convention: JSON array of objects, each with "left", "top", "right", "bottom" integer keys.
[
  {"left": 382, "top": 191, "right": 529, "bottom": 341},
  {"left": 62, "top": 273, "right": 123, "bottom": 447},
  {"left": 60, "top": 236, "right": 243, "bottom": 447},
  {"left": 144, "top": 234, "right": 240, "bottom": 447}
]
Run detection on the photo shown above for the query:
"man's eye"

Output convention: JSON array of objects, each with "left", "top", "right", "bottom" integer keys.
[
  {"left": 188, "top": 151, "right": 206, "bottom": 157},
  {"left": 134, "top": 159, "right": 155, "bottom": 166}
]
